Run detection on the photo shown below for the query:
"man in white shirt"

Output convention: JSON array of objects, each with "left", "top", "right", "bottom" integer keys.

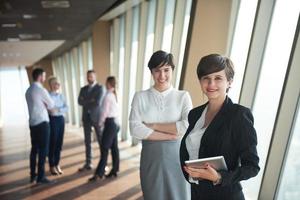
[{"left": 25, "top": 68, "right": 54, "bottom": 184}]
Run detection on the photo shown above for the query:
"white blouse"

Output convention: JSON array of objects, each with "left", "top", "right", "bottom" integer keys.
[
  {"left": 99, "top": 91, "right": 119, "bottom": 126},
  {"left": 186, "top": 106, "right": 207, "bottom": 184},
  {"left": 129, "top": 86, "right": 193, "bottom": 140}
]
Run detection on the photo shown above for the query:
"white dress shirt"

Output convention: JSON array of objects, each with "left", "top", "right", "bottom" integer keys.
[
  {"left": 99, "top": 90, "right": 119, "bottom": 126},
  {"left": 186, "top": 106, "right": 207, "bottom": 183},
  {"left": 129, "top": 86, "right": 193, "bottom": 140},
  {"left": 49, "top": 92, "right": 68, "bottom": 116},
  {"left": 25, "top": 82, "right": 54, "bottom": 126}
]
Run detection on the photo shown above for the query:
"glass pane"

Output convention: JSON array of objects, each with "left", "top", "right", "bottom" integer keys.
[
  {"left": 175, "top": 0, "right": 192, "bottom": 89},
  {"left": 229, "top": 0, "right": 258, "bottom": 103},
  {"left": 161, "top": 0, "right": 176, "bottom": 52},
  {"left": 142, "top": 0, "right": 156, "bottom": 90},
  {"left": 126, "top": 6, "right": 140, "bottom": 139},
  {"left": 244, "top": 0, "right": 300, "bottom": 199},
  {"left": 118, "top": 15, "right": 125, "bottom": 130},
  {"left": 87, "top": 37, "right": 93, "bottom": 70},
  {"left": 0, "top": 67, "right": 29, "bottom": 126},
  {"left": 277, "top": 101, "right": 300, "bottom": 200},
  {"left": 277, "top": 98, "right": 300, "bottom": 199}
]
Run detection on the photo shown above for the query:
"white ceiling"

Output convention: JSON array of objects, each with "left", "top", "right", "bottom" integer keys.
[{"left": 0, "top": 41, "right": 64, "bottom": 67}]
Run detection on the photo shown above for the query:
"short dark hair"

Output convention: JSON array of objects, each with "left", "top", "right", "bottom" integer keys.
[
  {"left": 197, "top": 54, "right": 234, "bottom": 81},
  {"left": 87, "top": 70, "right": 96, "bottom": 74},
  {"left": 148, "top": 50, "right": 175, "bottom": 71},
  {"left": 32, "top": 68, "right": 45, "bottom": 81}
]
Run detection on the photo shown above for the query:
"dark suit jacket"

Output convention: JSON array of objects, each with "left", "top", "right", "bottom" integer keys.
[
  {"left": 180, "top": 96, "right": 260, "bottom": 200},
  {"left": 78, "top": 83, "right": 104, "bottom": 123}
]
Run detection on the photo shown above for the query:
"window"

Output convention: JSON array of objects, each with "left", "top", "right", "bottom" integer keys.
[
  {"left": 243, "top": 0, "right": 300, "bottom": 199},
  {"left": 229, "top": 0, "right": 258, "bottom": 103},
  {"left": 277, "top": 99, "right": 300, "bottom": 199}
]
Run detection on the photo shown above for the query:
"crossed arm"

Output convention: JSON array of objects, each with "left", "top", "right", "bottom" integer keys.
[{"left": 144, "top": 123, "right": 178, "bottom": 141}]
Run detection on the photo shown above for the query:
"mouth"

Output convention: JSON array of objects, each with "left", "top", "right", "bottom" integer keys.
[{"left": 207, "top": 89, "right": 217, "bottom": 92}]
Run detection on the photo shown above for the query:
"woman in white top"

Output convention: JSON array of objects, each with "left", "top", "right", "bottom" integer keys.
[
  {"left": 89, "top": 76, "right": 120, "bottom": 181},
  {"left": 129, "top": 50, "right": 193, "bottom": 200}
]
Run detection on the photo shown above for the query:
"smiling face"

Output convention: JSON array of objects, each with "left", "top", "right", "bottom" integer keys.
[
  {"left": 50, "top": 81, "right": 60, "bottom": 92},
  {"left": 151, "top": 64, "right": 173, "bottom": 91},
  {"left": 200, "top": 69, "right": 232, "bottom": 101}
]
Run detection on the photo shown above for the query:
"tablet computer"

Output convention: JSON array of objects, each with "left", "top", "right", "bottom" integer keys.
[{"left": 185, "top": 156, "right": 227, "bottom": 170}]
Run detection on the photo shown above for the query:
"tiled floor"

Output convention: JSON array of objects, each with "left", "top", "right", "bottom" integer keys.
[{"left": 0, "top": 124, "right": 143, "bottom": 200}]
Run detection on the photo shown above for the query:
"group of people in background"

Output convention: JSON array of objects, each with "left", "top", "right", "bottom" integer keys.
[
  {"left": 25, "top": 50, "right": 259, "bottom": 200},
  {"left": 25, "top": 68, "right": 120, "bottom": 184}
]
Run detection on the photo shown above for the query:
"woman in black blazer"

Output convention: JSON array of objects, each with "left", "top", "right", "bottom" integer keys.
[{"left": 180, "top": 54, "right": 260, "bottom": 200}]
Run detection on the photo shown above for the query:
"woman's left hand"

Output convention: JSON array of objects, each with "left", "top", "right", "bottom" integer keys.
[{"left": 184, "top": 164, "right": 220, "bottom": 182}]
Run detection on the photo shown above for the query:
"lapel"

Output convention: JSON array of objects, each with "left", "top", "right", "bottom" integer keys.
[
  {"left": 190, "top": 103, "right": 208, "bottom": 129},
  {"left": 87, "top": 84, "right": 99, "bottom": 96},
  {"left": 198, "top": 96, "right": 233, "bottom": 157}
]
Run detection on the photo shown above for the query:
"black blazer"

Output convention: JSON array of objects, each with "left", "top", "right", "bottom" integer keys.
[
  {"left": 180, "top": 97, "right": 260, "bottom": 200},
  {"left": 78, "top": 83, "right": 104, "bottom": 123}
]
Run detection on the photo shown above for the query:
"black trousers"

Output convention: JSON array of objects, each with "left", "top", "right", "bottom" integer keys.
[
  {"left": 49, "top": 115, "right": 65, "bottom": 167},
  {"left": 29, "top": 121, "right": 50, "bottom": 181},
  {"left": 95, "top": 118, "right": 120, "bottom": 176},
  {"left": 191, "top": 183, "right": 245, "bottom": 200}
]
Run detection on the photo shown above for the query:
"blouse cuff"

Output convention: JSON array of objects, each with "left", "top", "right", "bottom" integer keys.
[{"left": 175, "top": 120, "right": 188, "bottom": 136}]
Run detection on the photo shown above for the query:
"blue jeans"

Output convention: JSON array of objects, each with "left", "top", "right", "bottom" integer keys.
[
  {"left": 29, "top": 121, "right": 50, "bottom": 181},
  {"left": 49, "top": 115, "right": 65, "bottom": 167}
]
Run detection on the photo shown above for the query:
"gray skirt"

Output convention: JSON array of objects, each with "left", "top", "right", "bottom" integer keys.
[{"left": 140, "top": 140, "right": 191, "bottom": 200}]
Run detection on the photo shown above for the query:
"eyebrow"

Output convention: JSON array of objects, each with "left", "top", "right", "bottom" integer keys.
[{"left": 202, "top": 74, "right": 224, "bottom": 78}]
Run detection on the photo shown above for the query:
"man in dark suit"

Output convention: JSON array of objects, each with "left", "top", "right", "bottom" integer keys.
[{"left": 78, "top": 70, "right": 105, "bottom": 171}]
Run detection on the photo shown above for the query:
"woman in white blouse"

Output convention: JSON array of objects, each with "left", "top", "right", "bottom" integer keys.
[
  {"left": 89, "top": 76, "right": 120, "bottom": 181},
  {"left": 129, "top": 50, "right": 193, "bottom": 200}
]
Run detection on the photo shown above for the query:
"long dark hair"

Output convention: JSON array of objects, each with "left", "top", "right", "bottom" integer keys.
[{"left": 106, "top": 76, "right": 117, "bottom": 101}]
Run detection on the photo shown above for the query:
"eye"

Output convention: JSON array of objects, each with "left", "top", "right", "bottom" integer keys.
[
  {"left": 215, "top": 76, "right": 223, "bottom": 80},
  {"left": 164, "top": 68, "right": 170, "bottom": 73}
]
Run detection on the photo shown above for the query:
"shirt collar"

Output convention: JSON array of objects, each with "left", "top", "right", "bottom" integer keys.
[
  {"left": 150, "top": 85, "right": 173, "bottom": 97},
  {"left": 33, "top": 81, "right": 43, "bottom": 88},
  {"left": 88, "top": 82, "right": 97, "bottom": 88},
  {"left": 49, "top": 91, "right": 59, "bottom": 95}
]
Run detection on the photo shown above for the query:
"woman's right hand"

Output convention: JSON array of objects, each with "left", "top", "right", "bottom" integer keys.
[{"left": 169, "top": 134, "right": 178, "bottom": 140}]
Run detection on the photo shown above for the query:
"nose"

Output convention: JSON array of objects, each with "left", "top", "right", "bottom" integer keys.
[
  {"left": 208, "top": 78, "right": 214, "bottom": 86},
  {"left": 159, "top": 71, "right": 165, "bottom": 78}
]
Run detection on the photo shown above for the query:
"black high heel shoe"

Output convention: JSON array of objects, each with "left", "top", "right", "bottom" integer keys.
[
  {"left": 88, "top": 174, "right": 103, "bottom": 182},
  {"left": 105, "top": 171, "right": 118, "bottom": 178}
]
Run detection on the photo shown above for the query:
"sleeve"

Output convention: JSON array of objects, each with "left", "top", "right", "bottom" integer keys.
[
  {"left": 219, "top": 107, "right": 260, "bottom": 187},
  {"left": 59, "top": 94, "right": 68, "bottom": 113},
  {"left": 99, "top": 94, "right": 109, "bottom": 126},
  {"left": 176, "top": 92, "right": 193, "bottom": 136},
  {"left": 78, "top": 87, "right": 85, "bottom": 106},
  {"left": 42, "top": 89, "right": 54, "bottom": 109},
  {"left": 129, "top": 93, "right": 154, "bottom": 140}
]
